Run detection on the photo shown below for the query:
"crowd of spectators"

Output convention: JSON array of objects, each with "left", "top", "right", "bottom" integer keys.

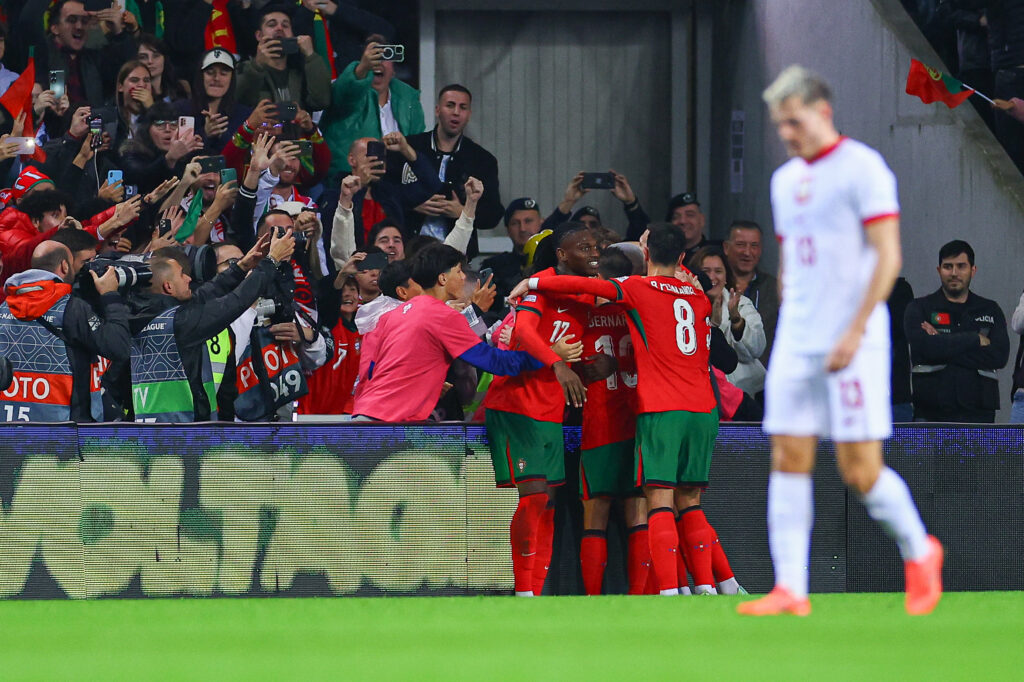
[{"left": 0, "top": 1, "right": 1017, "bottom": 425}]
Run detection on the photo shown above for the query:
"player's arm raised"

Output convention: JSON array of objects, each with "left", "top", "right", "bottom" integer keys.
[
  {"left": 825, "top": 217, "right": 901, "bottom": 372},
  {"left": 509, "top": 275, "right": 621, "bottom": 302}
]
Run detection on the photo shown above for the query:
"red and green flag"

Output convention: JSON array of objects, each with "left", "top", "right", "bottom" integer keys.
[
  {"left": 310, "top": 8, "right": 337, "bottom": 79},
  {"left": 0, "top": 47, "right": 46, "bottom": 163},
  {"left": 905, "top": 59, "right": 973, "bottom": 108},
  {"left": 204, "top": 0, "right": 238, "bottom": 54}
]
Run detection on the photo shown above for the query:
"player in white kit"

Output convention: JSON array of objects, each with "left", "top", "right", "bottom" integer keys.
[{"left": 737, "top": 66, "right": 943, "bottom": 616}]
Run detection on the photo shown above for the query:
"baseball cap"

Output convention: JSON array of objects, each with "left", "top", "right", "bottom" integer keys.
[
  {"left": 665, "top": 191, "right": 699, "bottom": 220},
  {"left": 571, "top": 206, "right": 601, "bottom": 223},
  {"left": 503, "top": 197, "right": 540, "bottom": 226},
  {"left": 201, "top": 48, "right": 236, "bottom": 71}
]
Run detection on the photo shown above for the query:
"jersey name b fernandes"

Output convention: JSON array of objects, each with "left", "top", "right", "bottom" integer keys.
[
  {"left": 582, "top": 303, "right": 637, "bottom": 449},
  {"left": 611, "top": 275, "right": 716, "bottom": 415}
]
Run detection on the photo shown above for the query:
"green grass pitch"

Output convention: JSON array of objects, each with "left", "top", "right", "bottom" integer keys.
[{"left": 1, "top": 592, "right": 1021, "bottom": 680}]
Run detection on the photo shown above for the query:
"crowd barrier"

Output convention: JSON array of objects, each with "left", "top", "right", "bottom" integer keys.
[{"left": 0, "top": 423, "right": 1020, "bottom": 598}]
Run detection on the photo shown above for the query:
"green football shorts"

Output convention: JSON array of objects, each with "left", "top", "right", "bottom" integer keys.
[
  {"left": 634, "top": 409, "right": 719, "bottom": 488},
  {"left": 486, "top": 408, "right": 565, "bottom": 488}
]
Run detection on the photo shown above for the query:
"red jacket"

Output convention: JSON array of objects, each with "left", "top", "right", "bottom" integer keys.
[
  {"left": 0, "top": 205, "right": 116, "bottom": 285},
  {"left": 0, "top": 208, "right": 60, "bottom": 286}
]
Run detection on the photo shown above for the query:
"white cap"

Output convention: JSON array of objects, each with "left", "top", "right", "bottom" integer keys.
[
  {"left": 277, "top": 201, "right": 306, "bottom": 217},
  {"left": 201, "top": 48, "right": 236, "bottom": 71}
]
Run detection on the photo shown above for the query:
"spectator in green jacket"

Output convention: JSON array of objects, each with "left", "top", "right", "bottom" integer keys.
[
  {"left": 321, "top": 34, "right": 425, "bottom": 181},
  {"left": 235, "top": 4, "right": 331, "bottom": 115}
]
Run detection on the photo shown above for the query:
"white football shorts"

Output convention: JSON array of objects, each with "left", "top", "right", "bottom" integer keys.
[{"left": 763, "top": 344, "right": 892, "bottom": 442}]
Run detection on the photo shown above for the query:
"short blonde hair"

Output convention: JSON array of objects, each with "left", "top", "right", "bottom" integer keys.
[{"left": 762, "top": 65, "right": 832, "bottom": 107}]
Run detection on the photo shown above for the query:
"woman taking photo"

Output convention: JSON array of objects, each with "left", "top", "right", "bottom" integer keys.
[{"left": 120, "top": 102, "right": 204, "bottom": 194}]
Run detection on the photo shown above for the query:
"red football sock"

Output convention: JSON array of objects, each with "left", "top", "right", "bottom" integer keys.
[
  {"left": 509, "top": 493, "right": 546, "bottom": 593},
  {"left": 626, "top": 525, "right": 651, "bottom": 595},
  {"left": 644, "top": 567, "right": 658, "bottom": 594},
  {"left": 647, "top": 508, "right": 680, "bottom": 592},
  {"left": 678, "top": 506, "right": 716, "bottom": 589},
  {"left": 580, "top": 530, "right": 608, "bottom": 596},
  {"left": 676, "top": 537, "right": 691, "bottom": 591},
  {"left": 531, "top": 501, "right": 556, "bottom": 596},
  {"left": 711, "top": 530, "right": 734, "bottom": 582}
]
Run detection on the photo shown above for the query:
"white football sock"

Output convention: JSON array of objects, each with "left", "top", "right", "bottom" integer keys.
[
  {"left": 515, "top": 591, "right": 534, "bottom": 597},
  {"left": 768, "top": 471, "right": 813, "bottom": 598},
  {"left": 717, "top": 577, "right": 740, "bottom": 595},
  {"left": 679, "top": 586, "right": 692, "bottom": 596},
  {"left": 660, "top": 588, "right": 680, "bottom": 596},
  {"left": 861, "top": 467, "right": 930, "bottom": 561},
  {"left": 694, "top": 584, "right": 718, "bottom": 595}
]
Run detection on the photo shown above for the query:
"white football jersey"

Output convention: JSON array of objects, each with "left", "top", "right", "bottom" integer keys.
[{"left": 770, "top": 137, "right": 898, "bottom": 354}]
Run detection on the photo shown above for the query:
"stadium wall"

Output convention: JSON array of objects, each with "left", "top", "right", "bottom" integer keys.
[
  {"left": 0, "top": 424, "right": 1020, "bottom": 599},
  {"left": 706, "top": 0, "right": 1024, "bottom": 420}
]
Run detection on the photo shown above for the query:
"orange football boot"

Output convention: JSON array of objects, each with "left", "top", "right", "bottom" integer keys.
[
  {"left": 736, "top": 586, "right": 811, "bottom": 616},
  {"left": 905, "top": 535, "right": 943, "bottom": 615}
]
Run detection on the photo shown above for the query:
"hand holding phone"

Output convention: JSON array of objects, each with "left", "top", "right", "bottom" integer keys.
[
  {"left": 177, "top": 116, "right": 195, "bottom": 141},
  {"left": 357, "top": 252, "right": 388, "bottom": 272},
  {"left": 49, "top": 71, "right": 66, "bottom": 100}
]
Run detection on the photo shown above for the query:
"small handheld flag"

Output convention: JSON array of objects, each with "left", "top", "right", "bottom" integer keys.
[{"left": 905, "top": 59, "right": 975, "bottom": 108}]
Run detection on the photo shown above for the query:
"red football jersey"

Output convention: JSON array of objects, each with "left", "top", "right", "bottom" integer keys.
[
  {"left": 526, "top": 274, "right": 716, "bottom": 415},
  {"left": 297, "top": 320, "right": 361, "bottom": 415},
  {"left": 483, "top": 268, "right": 593, "bottom": 423},
  {"left": 581, "top": 303, "right": 637, "bottom": 450}
]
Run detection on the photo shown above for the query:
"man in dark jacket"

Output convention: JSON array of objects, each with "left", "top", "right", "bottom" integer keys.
[
  {"left": 0, "top": 240, "right": 130, "bottom": 422},
  {"left": 127, "top": 232, "right": 295, "bottom": 422},
  {"left": 16, "top": 0, "right": 137, "bottom": 129},
  {"left": 404, "top": 84, "right": 503, "bottom": 257},
  {"left": 904, "top": 240, "right": 1009, "bottom": 422}
]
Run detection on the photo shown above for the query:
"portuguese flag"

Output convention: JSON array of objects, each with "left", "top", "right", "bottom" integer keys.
[
  {"left": 311, "top": 8, "right": 337, "bottom": 79},
  {"left": 204, "top": 0, "right": 238, "bottom": 54},
  {"left": 905, "top": 59, "right": 973, "bottom": 108}
]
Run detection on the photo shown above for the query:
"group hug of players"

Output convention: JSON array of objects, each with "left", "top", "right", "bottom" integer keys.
[{"left": 483, "top": 221, "right": 736, "bottom": 597}]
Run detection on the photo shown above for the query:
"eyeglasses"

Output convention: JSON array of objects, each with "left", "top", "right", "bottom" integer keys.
[{"left": 151, "top": 121, "right": 179, "bottom": 130}]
